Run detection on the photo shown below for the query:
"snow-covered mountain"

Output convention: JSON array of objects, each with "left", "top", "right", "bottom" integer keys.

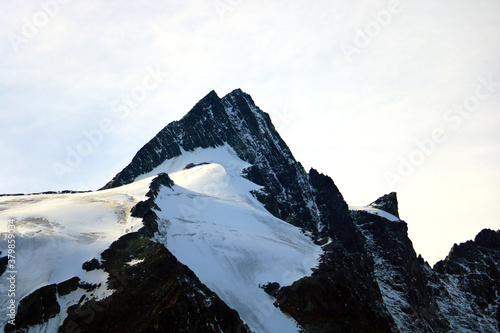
[
  {"left": 103, "top": 89, "right": 324, "bottom": 233},
  {"left": 1, "top": 89, "right": 499, "bottom": 332}
]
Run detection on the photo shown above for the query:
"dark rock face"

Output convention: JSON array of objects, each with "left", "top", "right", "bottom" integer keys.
[
  {"left": 274, "top": 243, "right": 396, "bottom": 333},
  {"left": 435, "top": 229, "right": 500, "bottom": 275},
  {"left": 261, "top": 282, "right": 280, "bottom": 297},
  {"left": 309, "top": 168, "right": 361, "bottom": 250},
  {"left": 82, "top": 258, "right": 102, "bottom": 272},
  {"left": 57, "top": 277, "right": 81, "bottom": 296},
  {"left": 100, "top": 90, "right": 232, "bottom": 189},
  {"left": 59, "top": 232, "right": 250, "bottom": 333},
  {"left": 5, "top": 284, "right": 60, "bottom": 332},
  {"left": 348, "top": 193, "right": 500, "bottom": 332},
  {"left": 274, "top": 171, "right": 396, "bottom": 333},
  {"left": 475, "top": 229, "right": 500, "bottom": 250},
  {"left": 434, "top": 228, "right": 500, "bottom": 332},
  {"left": 369, "top": 192, "right": 399, "bottom": 218},
  {"left": 275, "top": 169, "right": 395, "bottom": 332},
  {"left": 273, "top": 190, "right": 500, "bottom": 332},
  {"left": 352, "top": 209, "right": 448, "bottom": 332}
]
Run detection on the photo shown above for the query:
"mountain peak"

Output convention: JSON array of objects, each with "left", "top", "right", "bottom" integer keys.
[
  {"left": 226, "top": 88, "right": 245, "bottom": 96},
  {"left": 474, "top": 228, "right": 500, "bottom": 250},
  {"left": 102, "top": 89, "right": 323, "bottom": 231},
  {"left": 197, "top": 88, "right": 248, "bottom": 107},
  {"left": 369, "top": 192, "right": 399, "bottom": 218},
  {"left": 201, "top": 89, "right": 220, "bottom": 102}
]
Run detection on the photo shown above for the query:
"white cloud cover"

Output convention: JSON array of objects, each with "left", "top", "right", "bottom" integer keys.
[{"left": 1, "top": 0, "right": 499, "bottom": 265}]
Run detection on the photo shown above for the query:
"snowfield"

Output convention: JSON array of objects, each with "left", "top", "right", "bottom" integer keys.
[
  {"left": 147, "top": 146, "right": 323, "bottom": 333},
  {"left": 0, "top": 178, "right": 151, "bottom": 330},
  {"left": 0, "top": 145, "right": 323, "bottom": 333}
]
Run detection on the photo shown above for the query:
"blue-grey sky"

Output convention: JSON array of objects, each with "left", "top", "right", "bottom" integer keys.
[{"left": 1, "top": 0, "right": 499, "bottom": 265}]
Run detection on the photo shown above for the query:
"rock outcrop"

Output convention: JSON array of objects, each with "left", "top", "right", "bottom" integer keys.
[
  {"left": 369, "top": 191, "right": 399, "bottom": 218},
  {"left": 59, "top": 232, "right": 250, "bottom": 333}
]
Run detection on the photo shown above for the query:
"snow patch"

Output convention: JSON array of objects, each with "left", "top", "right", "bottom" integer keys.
[
  {"left": 0, "top": 177, "right": 152, "bottom": 328},
  {"left": 350, "top": 206, "right": 401, "bottom": 222},
  {"left": 126, "top": 258, "right": 145, "bottom": 266},
  {"left": 135, "top": 144, "right": 250, "bottom": 182}
]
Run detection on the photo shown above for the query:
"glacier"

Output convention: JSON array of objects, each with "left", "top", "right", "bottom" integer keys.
[{"left": 0, "top": 145, "right": 322, "bottom": 333}]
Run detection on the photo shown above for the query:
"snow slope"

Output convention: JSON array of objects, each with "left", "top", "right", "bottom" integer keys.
[
  {"left": 350, "top": 206, "right": 401, "bottom": 222},
  {"left": 0, "top": 178, "right": 151, "bottom": 330},
  {"left": 0, "top": 145, "right": 322, "bottom": 332},
  {"left": 135, "top": 144, "right": 252, "bottom": 183},
  {"left": 151, "top": 147, "right": 323, "bottom": 333}
]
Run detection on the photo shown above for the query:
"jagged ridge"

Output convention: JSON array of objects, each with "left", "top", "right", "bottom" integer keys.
[
  {"left": 101, "top": 89, "right": 500, "bottom": 332},
  {"left": 352, "top": 192, "right": 500, "bottom": 332},
  {"left": 103, "top": 89, "right": 324, "bottom": 232}
]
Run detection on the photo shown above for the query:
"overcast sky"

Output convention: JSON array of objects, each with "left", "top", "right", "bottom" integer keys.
[{"left": 1, "top": 0, "right": 499, "bottom": 265}]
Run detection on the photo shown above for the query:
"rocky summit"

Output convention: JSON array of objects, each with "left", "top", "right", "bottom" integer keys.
[{"left": 1, "top": 89, "right": 499, "bottom": 332}]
